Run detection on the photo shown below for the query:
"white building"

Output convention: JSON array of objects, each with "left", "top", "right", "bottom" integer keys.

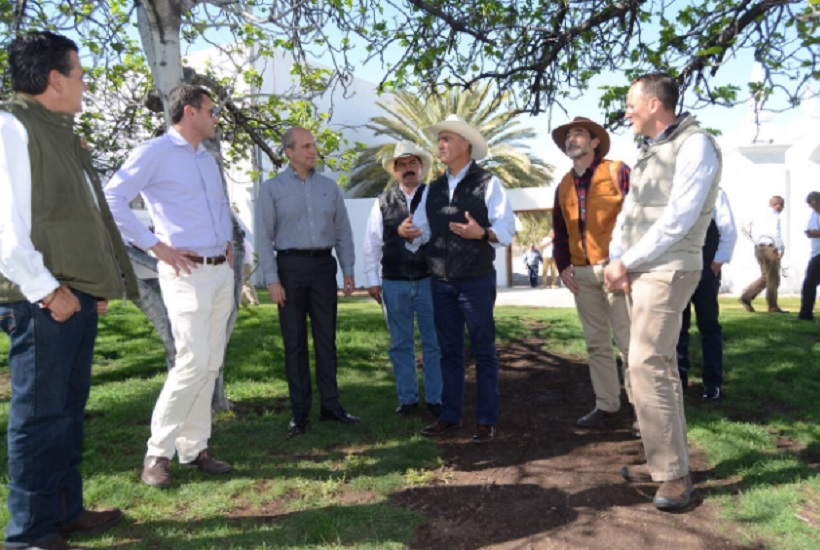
[{"left": 186, "top": 47, "right": 820, "bottom": 294}]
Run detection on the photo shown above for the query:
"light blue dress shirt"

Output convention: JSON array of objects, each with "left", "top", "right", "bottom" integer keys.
[{"left": 104, "top": 127, "right": 232, "bottom": 257}]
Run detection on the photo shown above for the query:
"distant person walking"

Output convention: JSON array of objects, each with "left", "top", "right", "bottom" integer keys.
[
  {"left": 798, "top": 191, "right": 820, "bottom": 321},
  {"left": 523, "top": 243, "right": 543, "bottom": 288},
  {"left": 540, "top": 229, "right": 560, "bottom": 287},
  {"left": 740, "top": 195, "right": 786, "bottom": 313}
]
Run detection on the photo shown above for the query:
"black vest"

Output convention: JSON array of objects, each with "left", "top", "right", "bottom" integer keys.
[
  {"left": 379, "top": 185, "right": 430, "bottom": 281},
  {"left": 425, "top": 162, "right": 495, "bottom": 280}
]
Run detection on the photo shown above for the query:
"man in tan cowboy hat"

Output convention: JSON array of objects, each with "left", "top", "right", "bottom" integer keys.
[
  {"left": 551, "top": 117, "right": 635, "bottom": 433},
  {"left": 398, "top": 115, "right": 515, "bottom": 444},
  {"left": 362, "top": 140, "right": 442, "bottom": 418}
]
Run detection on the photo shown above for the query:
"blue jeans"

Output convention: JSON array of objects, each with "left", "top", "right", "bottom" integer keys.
[
  {"left": 431, "top": 272, "right": 500, "bottom": 426},
  {"left": 382, "top": 278, "right": 442, "bottom": 406},
  {"left": 1, "top": 291, "right": 98, "bottom": 547},
  {"left": 676, "top": 266, "right": 723, "bottom": 388}
]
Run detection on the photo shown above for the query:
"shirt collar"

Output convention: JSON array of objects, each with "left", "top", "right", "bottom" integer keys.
[
  {"left": 286, "top": 165, "right": 315, "bottom": 182},
  {"left": 167, "top": 126, "right": 206, "bottom": 154},
  {"left": 446, "top": 160, "right": 473, "bottom": 186}
]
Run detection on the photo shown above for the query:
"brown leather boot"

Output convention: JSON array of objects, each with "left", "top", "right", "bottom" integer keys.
[
  {"left": 60, "top": 507, "right": 122, "bottom": 537},
  {"left": 653, "top": 474, "right": 695, "bottom": 509},
  {"left": 142, "top": 456, "right": 171, "bottom": 488},
  {"left": 187, "top": 449, "right": 232, "bottom": 475}
]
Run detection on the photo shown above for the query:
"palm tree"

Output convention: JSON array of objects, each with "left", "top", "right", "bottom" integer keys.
[{"left": 344, "top": 84, "right": 553, "bottom": 197}]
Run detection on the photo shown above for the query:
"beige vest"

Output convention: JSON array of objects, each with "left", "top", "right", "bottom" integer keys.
[{"left": 621, "top": 115, "right": 721, "bottom": 272}]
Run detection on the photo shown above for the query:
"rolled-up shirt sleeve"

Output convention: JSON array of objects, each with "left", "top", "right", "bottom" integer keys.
[
  {"left": 485, "top": 175, "right": 515, "bottom": 247},
  {"left": 713, "top": 188, "right": 737, "bottom": 264},
  {"left": 0, "top": 113, "right": 59, "bottom": 302},
  {"left": 362, "top": 201, "right": 384, "bottom": 287}
]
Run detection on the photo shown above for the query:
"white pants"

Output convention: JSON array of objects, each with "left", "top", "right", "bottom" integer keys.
[{"left": 147, "top": 262, "right": 234, "bottom": 463}]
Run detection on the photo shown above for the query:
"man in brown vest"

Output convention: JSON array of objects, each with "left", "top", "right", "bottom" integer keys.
[
  {"left": 605, "top": 73, "right": 721, "bottom": 510},
  {"left": 551, "top": 117, "right": 634, "bottom": 432}
]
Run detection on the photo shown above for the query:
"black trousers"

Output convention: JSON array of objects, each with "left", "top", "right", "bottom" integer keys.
[
  {"left": 276, "top": 254, "right": 340, "bottom": 420},
  {"left": 799, "top": 254, "right": 820, "bottom": 320},
  {"left": 677, "top": 265, "right": 723, "bottom": 388}
]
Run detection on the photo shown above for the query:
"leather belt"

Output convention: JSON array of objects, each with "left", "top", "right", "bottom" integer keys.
[
  {"left": 188, "top": 255, "right": 227, "bottom": 265},
  {"left": 277, "top": 249, "right": 332, "bottom": 257}
]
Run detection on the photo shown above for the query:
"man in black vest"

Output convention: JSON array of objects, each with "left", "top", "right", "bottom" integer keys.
[
  {"left": 363, "top": 141, "right": 442, "bottom": 417},
  {"left": 0, "top": 31, "right": 137, "bottom": 549},
  {"left": 399, "top": 115, "right": 515, "bottom": 444}
]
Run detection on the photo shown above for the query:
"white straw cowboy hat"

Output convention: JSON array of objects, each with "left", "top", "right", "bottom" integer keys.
[
  {"left": 551, "top": 116, "right": 611, "bottom": 158},
  {"left": 423, "top": 114, "right": 489, "bottom": 160},
  {"left": 382, "top": 140, "right": 433, "bottom": 180}
]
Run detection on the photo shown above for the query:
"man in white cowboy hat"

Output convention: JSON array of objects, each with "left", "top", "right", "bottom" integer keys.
[
  {"left": 363, "top": 140, "right": 443, "bottom": 418},
  {"left": 398, "top": 115, "right": 515, "bottom": 444},
  {"left": 551, "top": 117, "right": 635, "bottom": 433}
]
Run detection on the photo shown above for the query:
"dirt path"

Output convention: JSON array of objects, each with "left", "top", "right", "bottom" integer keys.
[{"left": 392, "top": 339, "right": 757, "bottom": 550}]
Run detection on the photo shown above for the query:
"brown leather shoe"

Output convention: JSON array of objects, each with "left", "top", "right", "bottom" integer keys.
[
  {"left": 739, "top": 297, "right": 755, "bottom": 312},
  {"left": 768, "top": 307, "right": 788, "bottom": 313},
  {"left": 142, "top": 456, "right": 171, "bottom": 488},
  {"left": 60, "top": 507, "right": 122, "bottom": 537},
  {"left": 653, "top": 474, "right": 695, "bottom": 510},
  {"left": 419, "top": 419, "right": 461, "bottom": 437},
  {"left": 471, "top": 424, "right": 496, "bottom": 444},
  {"left": 620, "top": 463, "right": 653, "bottom": 482},
  {"left": 576, "top": 408, "right": 618, "bottom": 428},
  {"left": 188, "top": 449, "right": 232, "bottom": 475},
  {"left": 14, "top": 534, "right": 84, "bottom": 550}
]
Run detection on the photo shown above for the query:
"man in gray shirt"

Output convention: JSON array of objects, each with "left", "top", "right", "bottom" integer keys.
[{"left": 256, "top": 127, "right": 358, "bottom": 435}]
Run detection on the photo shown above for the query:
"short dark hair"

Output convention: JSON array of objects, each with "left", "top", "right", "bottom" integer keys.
[
  {"left": 9, "top": 31, "right": 78, "bottom": 95},
  {"left": 771, "top": 195, "right": 785, "bottom": 206},
  {"left": 168, "top": 84, "right": 212, "bottom": 124},
  {"left": 633, "top": 73, "right": 679, "bottom": 112},
  {"left": 807, "top": 191, "right": 820, "bottom": 205}
]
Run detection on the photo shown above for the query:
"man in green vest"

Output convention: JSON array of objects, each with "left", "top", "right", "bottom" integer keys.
[
  {"left": 0, "top": 31, "right": 137, "bottom": 550},
  {"left": 604, "top": 73, "right": 721, "bottom": 510}
]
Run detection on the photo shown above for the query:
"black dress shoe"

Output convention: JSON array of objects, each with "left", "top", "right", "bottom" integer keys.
[
  {"left": 287, "top": 417, "right": 307, "bottom": 435},
  {"left": 702, "top": 386, "right": 721, "bottom": 401},
  {"left": 426, "top": 402, "right": 442, "bottom": 418},
  {"left": 471, "top": 424, "right": 496, "bottom": 443},
  {"left": 576, "top": 408, "right": 618, "bottom": 428},
  {"left": 319, "top": 407, "right": 361, "bottom": 425},
  {"left": 395, "top": 402, "right": 418, "bottom": 416}
]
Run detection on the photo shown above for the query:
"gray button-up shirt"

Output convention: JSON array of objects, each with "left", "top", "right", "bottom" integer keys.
[{"left": 255, "top": 166, "right": 355, "bottom": 284}]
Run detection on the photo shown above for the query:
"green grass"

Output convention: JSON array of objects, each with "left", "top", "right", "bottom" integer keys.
[{"left": 0, "top": 295, "right": 818, "bottom": 548}]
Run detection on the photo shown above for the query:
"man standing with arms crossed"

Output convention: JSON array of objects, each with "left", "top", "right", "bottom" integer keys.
[
  {"left": 1, "top": 31, "right": 137, "bottom": 549},
  {"left": 399, "top": 115, "right": 515, "bottom": 444},
  {"left": 106, "top": 84, "right": 235, "bottom": 488},
  {"left": 363, "top": 141, "right": 442, "bottom": 417},
  {"left": 604, "top": 73, "right": 721, "bottom": 510},
  {"left": 551, "top": 117, "right": 633, "bottom": 431},
  {"left": 256, "top": 127, "right": 359, "bottom": 436}
]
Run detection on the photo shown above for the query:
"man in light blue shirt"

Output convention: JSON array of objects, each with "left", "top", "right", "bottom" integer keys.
[
  {"left": 105, "top": 84, "right": 234, "bottom": 488},
  {"left": 740, "top": 195, "right": 786, "bottom": 313}
]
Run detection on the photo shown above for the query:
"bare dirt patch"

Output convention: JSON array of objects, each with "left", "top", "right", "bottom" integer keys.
[{"left": 391, "top": 339, "right": 762, "bottom": 550}]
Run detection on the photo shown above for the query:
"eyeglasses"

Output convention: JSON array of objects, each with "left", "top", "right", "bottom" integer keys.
[{"left": 210, "top": 106, "right": 219, "bottom": 117}]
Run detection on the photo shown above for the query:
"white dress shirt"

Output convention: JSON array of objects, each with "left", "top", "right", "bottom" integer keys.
[
  {"left": 609, "top": 132, "right": 721, "bottom": 269},
  {"left": 750, "top": 206, "right": 785, "bottom": 253},
  {"left": 713, "top": 188, "right": 737, "bottom": 265},
  {"left": 807, "top": 211, "right": 820, "bottom": 258},
  {"left": 362, "top": 186, "right": 423, "bottom": 288},
  {"left": 0, "top": 112, "right": 60, "bottom": 302},
  {"left": 408, "top": 161, "right": 516, "bottom": 251}
]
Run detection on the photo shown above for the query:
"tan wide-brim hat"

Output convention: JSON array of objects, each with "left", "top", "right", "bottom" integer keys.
[
  {"left": 423, "top": 114, "right": 488, "bottom": 160},
  {"left": 551, "top": 116, "right": 610, "bottom": 158},
  {"left": 382, "top": 140, "right": 433, "bottom": 180}
]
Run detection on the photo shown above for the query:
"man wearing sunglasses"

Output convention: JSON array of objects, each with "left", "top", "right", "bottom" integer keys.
[{"left": 105, "top": 84, "right": 235, "bottom": 489}]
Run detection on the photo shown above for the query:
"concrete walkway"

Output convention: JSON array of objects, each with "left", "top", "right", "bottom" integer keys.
[{"left": 496, "top": 286, "right": 576, "bottom": 308}]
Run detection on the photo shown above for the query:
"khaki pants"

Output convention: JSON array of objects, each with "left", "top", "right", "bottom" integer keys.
[
  {"left": 573, "top": 265, "right": 631, "bottom": 412},
  {"left": 542, "top": 258, "right": 560, "bottom": 287},
  {"left": 741, "top": 245, "right": 781, "bottom": 310},
  {"left": 627, "top": 270, "right": 700, "bottom": 481}
]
